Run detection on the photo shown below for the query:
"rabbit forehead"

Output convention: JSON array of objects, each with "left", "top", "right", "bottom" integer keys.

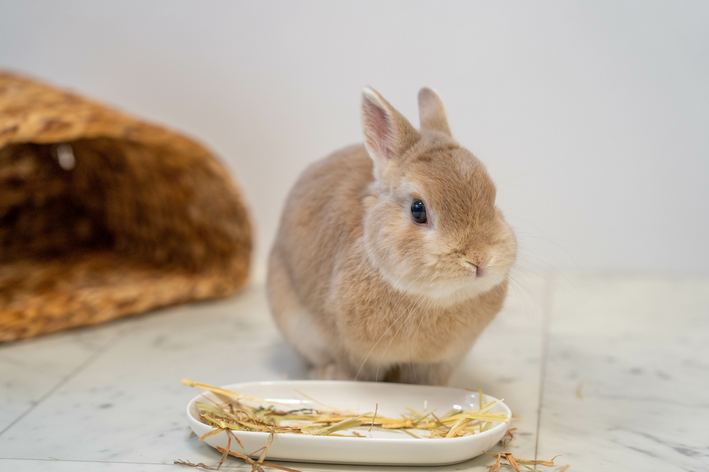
[{"left": 398, "top": 147, "right": 497, "bottom": 224}]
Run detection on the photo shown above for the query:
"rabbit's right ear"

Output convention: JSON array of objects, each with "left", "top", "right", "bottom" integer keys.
[
  {"left": 418, "top": 87, "right": 451, "bottom": 137},
  {"left": 361, "top": 87, "right": 420, "bottom": 179}
]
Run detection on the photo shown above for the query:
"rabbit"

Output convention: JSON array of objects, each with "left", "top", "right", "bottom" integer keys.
[{"left": 267, "top": 86, "right": 517, "bottom": 386}]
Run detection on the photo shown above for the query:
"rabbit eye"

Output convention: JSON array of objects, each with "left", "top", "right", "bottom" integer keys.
[{"left": 411, "top": 199, "right": 427, "bottom": 224}]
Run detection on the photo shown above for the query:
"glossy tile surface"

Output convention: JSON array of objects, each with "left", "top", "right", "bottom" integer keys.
[
  {"left": 0, "top": 320, "right": 126, "bottom": 434},
  {"left": 1, "top": 270, "right": 706, "bottom": 471},
  {"left": 537, "top": 273, "right": 709, "bottom": 471}
]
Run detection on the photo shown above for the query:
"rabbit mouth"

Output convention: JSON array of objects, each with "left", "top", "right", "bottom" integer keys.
[
  {"left": 465, "top": 261, "right": 486, "bottom": 278},
  {"left": 381, "top": 265, "right": 506, "bottom": 308}
]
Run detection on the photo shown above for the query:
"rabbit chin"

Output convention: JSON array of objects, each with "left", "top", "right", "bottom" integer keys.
[{"left": 377, "top": 263, "right": 508, "bottom": 308}]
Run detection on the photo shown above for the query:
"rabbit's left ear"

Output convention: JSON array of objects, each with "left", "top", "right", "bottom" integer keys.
[{"left": 418, "top": 87, "right": 451, "bottom": 137}]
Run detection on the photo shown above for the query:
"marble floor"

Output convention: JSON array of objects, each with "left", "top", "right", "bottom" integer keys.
[{"left": 0, "top": 269, "right": 707, "bottom": 471}]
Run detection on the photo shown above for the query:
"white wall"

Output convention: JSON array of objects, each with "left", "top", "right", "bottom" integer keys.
[{"left": 1, "top": 1, "right": 707, "bottom": 274}]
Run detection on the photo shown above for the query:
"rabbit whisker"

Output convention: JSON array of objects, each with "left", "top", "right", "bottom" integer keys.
[
  {"left": 374, "top": 290, "right": 427, "bottom": 381},
  {"left": 353, "top": 271, "right": 427, "bottom": 381}
]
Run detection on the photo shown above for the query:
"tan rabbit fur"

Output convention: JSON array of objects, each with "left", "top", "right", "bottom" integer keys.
[{"left": 267, "top": 87, "right": 516, "bottom": 386}]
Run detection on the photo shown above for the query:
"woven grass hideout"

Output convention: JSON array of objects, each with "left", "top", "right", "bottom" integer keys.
[{"left": 0, "top": 72, "right": 252, "bottom": 342}]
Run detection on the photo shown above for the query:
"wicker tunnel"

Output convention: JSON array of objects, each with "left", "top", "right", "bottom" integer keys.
[{"left": 0, "top": 72, "right": 253, "bottom": 342}]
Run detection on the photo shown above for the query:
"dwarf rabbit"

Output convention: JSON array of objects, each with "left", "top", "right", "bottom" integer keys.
[{"left": 267, "top": 87, "right": 516, "bottom": 386}]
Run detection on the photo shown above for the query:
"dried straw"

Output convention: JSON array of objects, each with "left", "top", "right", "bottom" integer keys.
[
  {"left": 183, "top": 379, "right": 508, "bottom": 440},
  {"left": 178, "top": 380, "right": 564, "bottom": 471},
  {"left": 484, "top": 451, "right": 563, "bottom": 472}
]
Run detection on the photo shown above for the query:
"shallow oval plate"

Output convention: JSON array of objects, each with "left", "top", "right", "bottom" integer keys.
[{"left": 186, "top": 380, "right": 511, "bottom": 466}]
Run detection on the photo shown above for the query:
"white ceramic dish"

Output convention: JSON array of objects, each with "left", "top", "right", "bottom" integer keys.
[{"left": 186, "top": 380, "right": 511, "bottom": 466}]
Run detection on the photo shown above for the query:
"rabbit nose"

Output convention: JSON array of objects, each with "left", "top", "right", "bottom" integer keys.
[{"left": 465, "top": 261, "right": 486, "bottom": 278}]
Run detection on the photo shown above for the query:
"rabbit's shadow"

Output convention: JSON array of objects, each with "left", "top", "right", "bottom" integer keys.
[
  {"left": 267, "top": 339, "right": 309, "bottom": 380},
  {"left": 267, "top": 340, "right": 489, "bottom": 389}
]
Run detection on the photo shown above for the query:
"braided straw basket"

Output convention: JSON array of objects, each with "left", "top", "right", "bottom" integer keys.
[{"left": 0, "top": 72, "right": 252, "bottom": 342}]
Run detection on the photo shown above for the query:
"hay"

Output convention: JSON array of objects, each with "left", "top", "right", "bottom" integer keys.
[
  {"left": 183, "top": 379, "right": 508, "bottom": 440},
  {"left": 180, "top": 380, "right": 565, "bottom": 471},
  {"left": 484, "top": 451, "right": 562, "bottom": 472}
]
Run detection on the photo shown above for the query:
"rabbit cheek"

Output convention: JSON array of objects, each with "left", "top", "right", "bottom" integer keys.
[
  {"left": 488, "top": 214, "right": 518, "bottom": 274},
  {"left": 363, "top": 201, "right": 411, "bottom": 268}
]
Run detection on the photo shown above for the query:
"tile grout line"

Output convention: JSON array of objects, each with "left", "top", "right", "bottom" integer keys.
[
  {"left": 0, "top": 328, "right": 127, "bottom": 438},
  {"left": 0, "top": 456, "right": 254, "bottom": 470},
  {"left": 533, "top": 271, "right": 555, "bottom": 462},
  {"left": 0, "top": 457, "right": 173, "bottom": 465},
  {"left": 0, "top": 457, "right": 252, "bottom": 470}
]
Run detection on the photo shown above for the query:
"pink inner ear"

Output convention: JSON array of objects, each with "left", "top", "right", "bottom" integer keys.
[{"left": 363, "top": 99, "right": 394, "bottom": 160}]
